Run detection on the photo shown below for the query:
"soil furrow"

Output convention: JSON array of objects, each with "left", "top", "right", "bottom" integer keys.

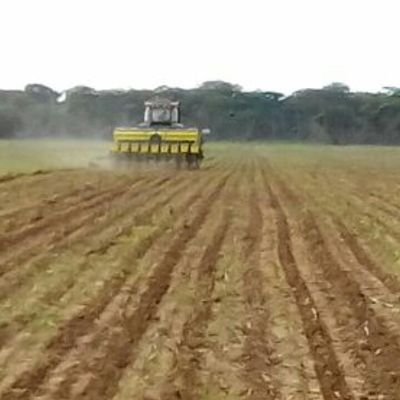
[
  {"left": 370, "top": 192, "right": 400, "bottom": 214},
  {"left": 112, "top": 170, "right": 243, "bottom": 400},
  {"left": 45, "top": 173, "right": 231, "bottom": 400},
  {"left": 301, "top": 211, "right": 400, "bottom": 399},
  {"left": 288, "top": 166, "right": 400, "bottom": 247},
  {"left": 308, "top": 169, "right": 400, "bottom": 222},
  {"left": 315, "top": 167, "right": 400, "bottom": 222},
  {"left": 2, "top": 148, "right": 400, "bottom": 400},
  {"left": 263, "top": 176, "right": 354, "bottom": 400},
  {"left": 333, "top": 217, "right": 400, "bottom": 294},
  {"left": 0, "top": 170, "right": 126, "bottom": 215},
  {"left": 0, "top": 174, "right": 24, "bottom": 184},
  {"left": 0, "top": 179, "right": 167, "bottom": 302},
  {"left": 0, "top": 176, "right": 143, "bottom": 230},
  {"left": 241, "top": 176, "right": 280, "bottom": 399},
  {"left": 0, "top": 175, "right": 155, "bottom": 251},
  {"left": 0, "top": 172, "right": 206, "bottom": 340},
  {"left": 0, "top": 173, "right": 229, "bottom": 400},
  {"left": 162, "top": 208, "right": 231, "bottom": 400},
  {"left": 1, "top": 185, "right": 126, "bottom": 244},
  {"left": 272, "top": 165, "right": 400, "bottom": 291},
  {"left": 269, "top": 169, "right": 400, "bottom": 399},
  {"left": 0, "top": 175, "right": 197, "bottom": 348},
  {"left": 0, "top": 170, "right": 53, "bottom": 185},
  {"left": 0, "top": 176, "right": 171, "bottom": 278},
  {"left": 0, "top": 186, "right": 92, "bottom": 223},
  {"left": 258, "top": 172, "right": 324, "bottom": 400}
]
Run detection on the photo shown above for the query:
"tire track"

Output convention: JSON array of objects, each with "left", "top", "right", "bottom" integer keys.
[
  {"left": 263, "top": 173, "right": 354, "bottom": 400},
  {"left": 0, "top": 173, "right": 230, "bottom": 400}
]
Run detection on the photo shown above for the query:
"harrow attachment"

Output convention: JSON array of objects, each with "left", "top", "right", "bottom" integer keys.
[
  {"left": 110, "top": 97, "right": 206, "bottom": 169},
  {"left": 111, "top": 128, "right": 203, "bottom": 169}
]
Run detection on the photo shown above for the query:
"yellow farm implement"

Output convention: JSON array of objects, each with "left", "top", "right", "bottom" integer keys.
[{"left": 111, "top": 97, "right": 207, "bottom": 169}]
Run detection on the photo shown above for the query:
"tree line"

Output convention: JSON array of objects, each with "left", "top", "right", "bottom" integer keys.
[{"left": 1, "top": 81, "right": 400, "bottom": 144}]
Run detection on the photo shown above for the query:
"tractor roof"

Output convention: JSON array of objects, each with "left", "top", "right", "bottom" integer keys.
[{"left": 145, "top": 96, "right": 179, "bottom": 107}]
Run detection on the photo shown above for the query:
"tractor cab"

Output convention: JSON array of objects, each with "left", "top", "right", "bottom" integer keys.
[{"left": 141, "top": 97, "right": 182, "bottom": 128}]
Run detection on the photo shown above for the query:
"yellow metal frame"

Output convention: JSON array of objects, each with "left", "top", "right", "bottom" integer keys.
[{"left": 111, "top": 128, "right": 203, "bottom": 155}]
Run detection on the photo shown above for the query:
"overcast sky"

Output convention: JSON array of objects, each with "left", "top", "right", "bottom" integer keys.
[{"left": 1, "top": 0, "right": 398, "bottom": 94}]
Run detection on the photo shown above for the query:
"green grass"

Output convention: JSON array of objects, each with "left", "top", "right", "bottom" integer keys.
[
  {"left": 0, "top": 139, "right": 109, "bottom": 174},
  {"left": 2, "top": 139, "right": 400, "bottom": 175},
  {"left": 210, "top": 140, "right": 400, "bottom": 166}
]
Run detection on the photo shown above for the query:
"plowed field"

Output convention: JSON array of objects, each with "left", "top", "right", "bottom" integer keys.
[{"left": 1, "top": 144, "right": 400, "bottom": 400}]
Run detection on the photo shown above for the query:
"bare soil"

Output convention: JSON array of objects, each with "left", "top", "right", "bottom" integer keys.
[{"left": 0, "top": 152, "right": 400, "bottom": 400}]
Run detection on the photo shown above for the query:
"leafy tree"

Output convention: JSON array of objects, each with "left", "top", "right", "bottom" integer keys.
[
  {"left": 1, "top": 81, "right": 400, "bottom": 144},
  {"left": 0, "top": 109, "right": 21, "bottom": 138},
  {"left": 25, "top": 84, "right": 59, "bottom": 103},
  {"left": 322, "top": 82, "right": 350, "bottom": 93}
]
